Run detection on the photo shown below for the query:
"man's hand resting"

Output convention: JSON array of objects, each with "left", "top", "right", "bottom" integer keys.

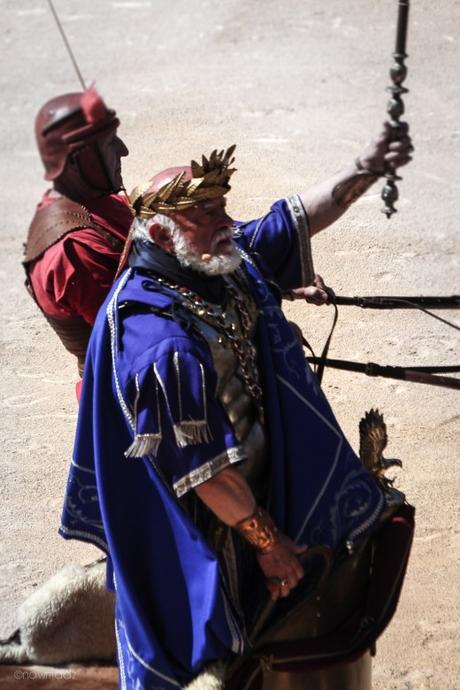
[{"left": 257, "top": 533, "right": 307, "bottom": 600}]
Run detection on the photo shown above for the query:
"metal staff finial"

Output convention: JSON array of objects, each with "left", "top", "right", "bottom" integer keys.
[
  {"left": 47, "top": 0, "right": 86, "bottom": 90},
  {"left": 381, "top": 0, "right": 410, "bottom": 218}
]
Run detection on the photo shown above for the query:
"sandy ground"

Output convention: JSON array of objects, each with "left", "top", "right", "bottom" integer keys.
[{"left": 0, "top": 0, "right": 459, "bottom": 688}]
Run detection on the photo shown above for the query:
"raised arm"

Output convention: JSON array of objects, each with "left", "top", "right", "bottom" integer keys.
[{"left": 301, "top": 122, "right": 413, "bottom": 236}]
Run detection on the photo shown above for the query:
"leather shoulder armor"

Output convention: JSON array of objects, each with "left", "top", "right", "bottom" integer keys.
[{"left": 23, "top": 197, "right": 110, "bottom": 266}]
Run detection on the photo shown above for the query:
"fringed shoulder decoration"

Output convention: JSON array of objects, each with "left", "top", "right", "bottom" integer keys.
[
  {"left": 154, "top": 351, "right": 212, "bottom": 448},
  {"left": 124, "top": 351, "right": 212, "bottom": 458},
  {"left": 124, "top": 369, "right": 162, "bottom": 459}
]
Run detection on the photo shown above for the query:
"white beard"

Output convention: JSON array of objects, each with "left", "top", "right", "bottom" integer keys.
[{"left": 171, "top": 227, "right": 242, "bottom": 276}]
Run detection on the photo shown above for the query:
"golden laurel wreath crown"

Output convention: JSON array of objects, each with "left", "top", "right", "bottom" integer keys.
[{"left": 130, "top": 145, "right": 237, "bottom": 219}]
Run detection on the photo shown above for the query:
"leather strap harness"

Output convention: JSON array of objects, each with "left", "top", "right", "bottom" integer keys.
[
  {"left": 23, "top": 196, "right": 123, "bottom": 266},
  {"left": 292, "top": 292, "right": 460, "bottom": 391},
  {"left": 23, "top": 197, "right": 125, "bottom": 374}
]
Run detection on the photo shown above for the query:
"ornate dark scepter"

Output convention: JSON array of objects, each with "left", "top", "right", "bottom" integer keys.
[{"left": 381, "top": 0, "right": 410, "bottom": 218}]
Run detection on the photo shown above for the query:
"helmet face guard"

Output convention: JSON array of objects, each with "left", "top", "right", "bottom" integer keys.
[{"left": 35, "top": 87, "right": 121, "bottom": 193}]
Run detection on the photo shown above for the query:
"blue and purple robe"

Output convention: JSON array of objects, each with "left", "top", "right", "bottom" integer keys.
[{"left": 60, "top": 196, "right": 385, "bottom": 689}]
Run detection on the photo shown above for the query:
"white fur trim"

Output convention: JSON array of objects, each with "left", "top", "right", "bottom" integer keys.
[
  {"left": 0, "top": 561, "right": 115, "bottom": 665},
  {"left": 183, "top": 664, "right": 226, "bottom": 690}
]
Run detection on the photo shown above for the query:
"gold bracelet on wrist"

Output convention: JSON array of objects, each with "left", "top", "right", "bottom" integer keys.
[{"left": 234, "top": 506, "right": 279, "bottom": 554}]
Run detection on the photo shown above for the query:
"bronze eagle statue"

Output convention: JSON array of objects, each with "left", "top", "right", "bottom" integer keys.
[{"left": 359, "top": 408, "right": 403, "bottom": 491}]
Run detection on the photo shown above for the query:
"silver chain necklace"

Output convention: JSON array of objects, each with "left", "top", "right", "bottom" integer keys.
[{"left": 150, "top": 271, "right": 264, "bottom": 417}]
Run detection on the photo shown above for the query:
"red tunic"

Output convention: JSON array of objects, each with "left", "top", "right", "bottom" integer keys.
[{"left": 28, "top": 191, "right": 132, "bottom": 326}]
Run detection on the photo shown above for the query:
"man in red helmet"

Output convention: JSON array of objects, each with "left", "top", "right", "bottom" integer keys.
[{"left": 23, "top": 86, "right": 133, "bottom": 379}]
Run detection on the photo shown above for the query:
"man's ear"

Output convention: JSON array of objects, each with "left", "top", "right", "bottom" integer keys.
[{"left": 148, "top": 222, "right": 174, "bottom": 253}]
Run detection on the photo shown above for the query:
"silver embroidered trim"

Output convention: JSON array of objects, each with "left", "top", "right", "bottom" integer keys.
[
  {"left": 115, "top": 618, "right": 127, "bottom": 690},
  {"left": 154, "top": 360, "right": 172, "bottom": 419},
  {"left": 173, "top": 351, "right": 183, "bottom": 421},
  {"left": 59, "top": 525, "right": 109, "bottom": 552},
  {"left": 124, "top": 371, "right": 163, "bottom": 458},
  {"left": 71, "top": 458, "right": 96, "bottom": 474},
  {"left": 124, "top": 433, "right": 162, "bottom": 458},
  {"left": 174, "top": 352, "right": 209, "bottom": 425},
  {"left": 236, "top": 245, "right": 256, "bottom": 267},
  {"left": 157, "top": 353, "right": 212, "bottom": 449},
  {"left": 116, "top": 617, "right": 182, "bottom": 689},
  {"left": 173, "top": 420, "right": 212, "bottom": 448},
  {"left": 107, "top": 269, "right": 135, "bottom": 431},
  {"left": 199, "top": 360, "right": 208, "bottom": 423},
  {"left": 285, "top": 194, "right": 315, "bottom": 285},
  {"left": 248, "top": 213, "right": 270, "bottom": 250},
  {"left": 133, "top": 371, "right": 141, "bottom": 424},
  {"left": 122, "top": 623, "right": 182, "bottom": 688},
  {"left": 173, "top": 446, "right": 246, "bottom": 498}
]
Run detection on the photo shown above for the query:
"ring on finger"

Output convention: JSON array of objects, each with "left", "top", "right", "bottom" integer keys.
[{"left": 280, "top": 578, "right": 289, "bottom": 587}]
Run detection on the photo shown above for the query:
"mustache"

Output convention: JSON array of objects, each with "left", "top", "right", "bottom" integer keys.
[{"left": 211, "top": 228, "right": 233, "bottom": 251}]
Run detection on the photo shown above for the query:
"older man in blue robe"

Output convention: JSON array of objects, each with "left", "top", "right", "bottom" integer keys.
[{"left": 60, "top": 128, "right": 413, "bottom": 690}]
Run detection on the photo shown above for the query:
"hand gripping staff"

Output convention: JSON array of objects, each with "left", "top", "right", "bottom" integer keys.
[{"left": 381, "top": 0, "right": 410, "bottom": 218}]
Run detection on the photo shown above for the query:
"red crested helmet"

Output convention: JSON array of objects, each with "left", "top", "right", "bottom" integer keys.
[{"left": 35, "top": 86, "right": 119, "bottom": 181}]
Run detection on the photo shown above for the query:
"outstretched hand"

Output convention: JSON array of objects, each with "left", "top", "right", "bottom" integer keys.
[
  {"left": 358, "top": 121, "right": 413, "bottom": 175},
  {"left": 291, "top": 274, "right": 333, "bottom": 306},
  {"left": 257, "top": 533, "right": 307, "bottom": 600}
]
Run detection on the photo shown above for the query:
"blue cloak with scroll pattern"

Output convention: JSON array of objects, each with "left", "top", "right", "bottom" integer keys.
[{"left": 60, "top": 196, "right": 385, "bottom": 689}]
